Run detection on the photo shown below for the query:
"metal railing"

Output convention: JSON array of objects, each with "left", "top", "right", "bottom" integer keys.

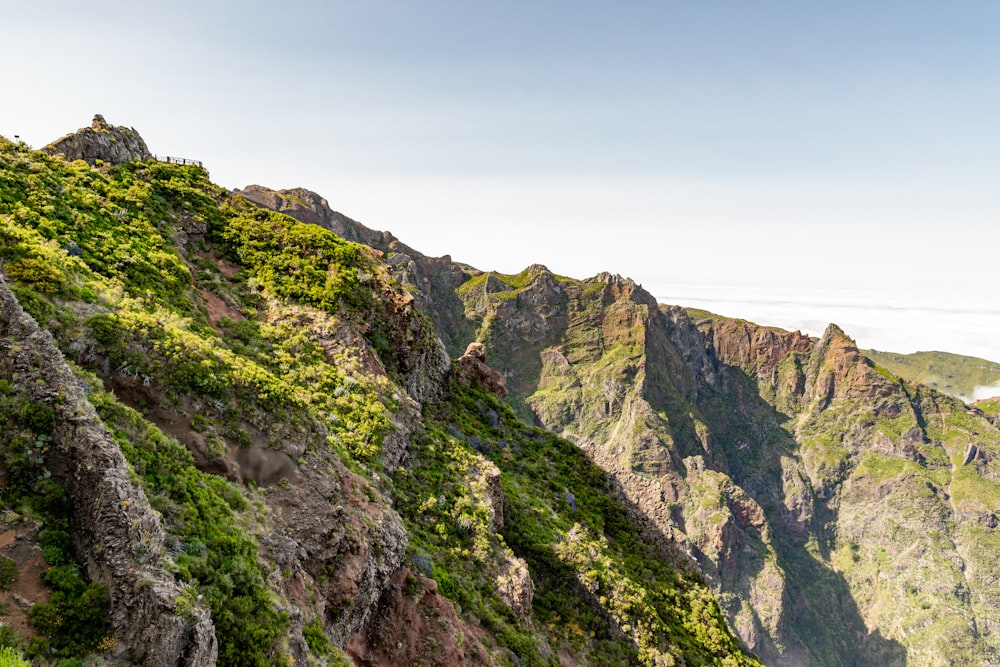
[{"left": 154, "top": 155, "right": 203, "bottom": 168}]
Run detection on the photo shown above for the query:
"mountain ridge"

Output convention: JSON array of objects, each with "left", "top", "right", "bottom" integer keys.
[
  {"left": 240, "top": 180, "right": 1000, "bottom": 665},
  {"left": 3, "top": 117, "right": 1000, "bottom": 665},
  {"left": 0, "top": 119, "right": 762, "bottom": 666}
]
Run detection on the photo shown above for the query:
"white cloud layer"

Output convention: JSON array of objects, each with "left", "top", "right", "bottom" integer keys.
[
  {"left": 968, "top": 382, "right": 1000, "bottom": 402},
  {"left": 657, "top": 285, "right": 1000, "bottom": 366}
]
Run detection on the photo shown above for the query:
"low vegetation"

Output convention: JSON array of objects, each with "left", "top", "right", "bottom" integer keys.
[
  {"left": 399, "top": 383, "right": 760, "bottom": 666},
  {"left": 0, "top": 134, "right": 760, "bottom": 665}
]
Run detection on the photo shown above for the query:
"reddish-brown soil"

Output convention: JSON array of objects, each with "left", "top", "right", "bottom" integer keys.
[
  {"left": 346, "top": 568, "right": 497, "bottom": 667},
  {"left": 0, "top": 522, "right": 51, "bottom": 642},
  {"left": 198, "top": 288, "right": 244, "bottom": 329}
]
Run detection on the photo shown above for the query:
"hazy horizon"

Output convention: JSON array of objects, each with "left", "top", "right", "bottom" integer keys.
[
  {"left": 656, "top": 284, "right": 1000, "bottom": 366},
  {"left": 3, "top": 1, "right": 998, "bottom": 372}
]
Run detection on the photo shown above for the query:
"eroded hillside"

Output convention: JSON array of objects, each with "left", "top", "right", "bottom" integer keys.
[
  {"left": 426, "top": 265, "right": 1000, "bottom": 667},
  {"left": 0, "top": 119, "right": 758, "bottom": 666},
  {"left": 238, "top": 181, "right": 1000, "bottom": 666}
]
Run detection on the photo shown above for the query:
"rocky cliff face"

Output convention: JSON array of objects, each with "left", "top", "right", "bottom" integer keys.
[
  {"left": 346, "top": 568, "right": 497, "bottom": 667},
  {"left": 211, "top": 181, "right": 1000, "bottom": 665},
  {"left": 0, "top": 275, "right": 217, "bottom": 666},
  {"left": 17, "top": 117, "right": 1000, "bottom": 667},
  {"left": 44, "top": 114, "right": 153, "bottom": 165},
  {"left": 451, "top": 266, "right": 1000, "bottom": 666},
  {"left": 0, "top": 134, "right": 444, "bottom": 665}
]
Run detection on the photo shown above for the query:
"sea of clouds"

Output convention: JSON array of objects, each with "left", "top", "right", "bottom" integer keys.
[{"left": 657, "top": 285, "right": 1000, "bottom": 402}]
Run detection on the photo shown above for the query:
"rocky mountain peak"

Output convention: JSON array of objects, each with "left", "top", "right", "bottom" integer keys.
[
  {"left": 592, "top": 271, "right": 628, "bottom": 285},
  {"left": 524, "top": 263, "right": 551, "bottom": 275},
  {"left": 818, "top": 322, "right": 851, "bottom": 345},
  {"left": 237, "top": 185, "right": 337, "bottom": 229},
  {"left": 588, "top": 272, "right": 658, "bottom": 309},
  {"left": 43, "top": 114, "right": 152, "bottom": 165},
  {"left": 805, "top": 322, "right": 890, "bottom": 402}
]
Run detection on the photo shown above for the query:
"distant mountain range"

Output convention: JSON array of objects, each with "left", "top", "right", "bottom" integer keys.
[{"left": 2, "top": 116, "right": 1000, "bottom": 666}]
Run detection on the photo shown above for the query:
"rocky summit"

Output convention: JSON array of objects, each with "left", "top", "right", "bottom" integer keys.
[
  {"left": 43, "top": 114, "right": 153, "bottom": 166},
  {"left": 0, "top": 119, "right": 999, "bottom": 667}
]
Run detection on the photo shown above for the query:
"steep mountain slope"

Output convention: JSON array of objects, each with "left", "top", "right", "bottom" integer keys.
[
  {"left": 0, "top": 121, "right": 758, "bottom": 666},
  {"left": 433, "top": 266, "right": 1000, "bottom": 666},
  {"left": 234, "top": 185, "right": 476, "bottom": 357},
  {"left": 239, "top": 182, "right": 1000, "bottom": 666},
  {"left": 864, "top": 348, "right": 1000, "bottom": 401}
]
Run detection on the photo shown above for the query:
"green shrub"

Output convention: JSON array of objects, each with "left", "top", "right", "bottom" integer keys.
[
  {"left": 0, "top": 556, "right": 18, "bottom": 590},
  {"left": 4, "top": 257, "right": 66, "bottom": 294},
  {"left": 0, "top": 626, "right": 23, "bottom": 651},
  {"left": 302, "top": 618, "right": 333, "bottom": 657},
  {"left": 28, "top": 565, "right": 110, "bottom": 655},
  {"left": 24, "top": 638, "right": 48, "bottom": 660},
  {"left": 0, "top": 646, "right": 30, "bottom": 667},
  {"left": 38, "top": 529, "right": 72, "bottom": 566},
  {"left": 8, "top": 286, "right": 55, "bottom": 325},
  {"left": 87, "top": 314, "right": 124, "bottom": 347}
]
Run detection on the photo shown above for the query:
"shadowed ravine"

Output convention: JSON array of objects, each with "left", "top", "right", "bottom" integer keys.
[{"left": 256, "top": 177, "right": 994, "bottom": 664}]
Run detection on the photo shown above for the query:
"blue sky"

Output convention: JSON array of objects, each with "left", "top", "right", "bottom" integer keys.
[{"left": 3, "top": 1, "right": 1000, "bottom": 362}]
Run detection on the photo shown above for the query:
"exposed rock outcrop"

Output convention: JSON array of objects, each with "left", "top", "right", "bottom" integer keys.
[
  {"left": 379, "top": 290, "right": 451, "bottom": 406},
  {"left": 495, "top": 555, "right": 534, "bottom": 624},
  {"left": 481, "top": 459, "right": 504, "bottom": 532},
  {"left": 262, "top": 470, "right": 408, "bottom": 646},
  {"left": 0, "top": 275, "right": 217, "bottom": 666},
  {"left": 345, "top": 568, "right": 496, "bottom": 667},
  {"left": 44, "top": 114, "right": 153, "bottom": 165},
  {"left": 704, "top": 318, "right": 812, "bottom": 385},
  {"left": 805, "top": 323, "right": 893, "bottom": 403},
  {"left": 453, "top": 342, "right": 508, "bottom": 399}
]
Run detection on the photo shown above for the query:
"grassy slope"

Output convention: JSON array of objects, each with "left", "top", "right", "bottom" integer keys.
[
  {"left": 0, "top": 137, "right": 758, "bottom": 666},
  {"left": 399, "top": 384, "right": 761, "bottom": 667},
  {"left": 0, "top": 139, "right": 335, "bottom": 664},
  {"left": 865, "top": 349, "right": 1000, "bottom": 401}
]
